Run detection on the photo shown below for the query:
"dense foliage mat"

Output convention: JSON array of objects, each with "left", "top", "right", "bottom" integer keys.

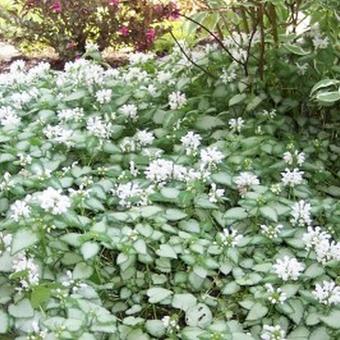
[{"left": 0, "top": 39, "right": 339, "bottom": 339}]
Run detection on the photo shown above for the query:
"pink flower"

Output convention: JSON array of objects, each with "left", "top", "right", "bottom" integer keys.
[
  {"left": 118, "top": 26, "right": 129, "bottom": 37},
  {"left": 108, "top": 0, "right": 119, "bottom": 5},
  {"left": 146, "top": 28, "right": 156, "bottom": 44},
  {"left": 51, "top": 0, "right": 62, "bottom": 13}
]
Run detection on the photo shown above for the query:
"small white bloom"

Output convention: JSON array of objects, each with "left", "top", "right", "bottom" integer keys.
[
  {"left": 220, "top": 228, "right": 243, "bottom": 247},
  {"left": 87, "top": 116, "right": 112, "bottom": 139},
  {"left": 229, "top": 117, "right": 244, "bottom": 132},
  {"left": 313, "top": 280, "right": 340, "bottom": 306},
  {"left": 37, "top": 187, "right": 71, "bottom": 215},
  {"left": 312, "top": 34, "right": 329, "bottom": 49},
  {"left": 10, "top": 197, "right": 31, "bottom": 221},
  {"left": 283, "top": 150, "right": 305, "bottom": 166},
  {"left": 273, "top": 256, "right": 304, "bottom": 281},
  {"left": 200, "top": 147, "right": 224, "bottom": 168},
  {"left": 260, "top": 224, "right": 283, "bottom": 239},
  {"left": 221, "top": 68, "right": 237, "bottom": 84},
  {"left": 119, "top": 104, "right": 138, "bottom": 120},
  {"left": 181, "top": 131, "right": 202, "bottom": 155},
  {"left": 0, "top": 232, "right": 12, "bottom": 254},
  {"left": 58, "top": 107, "right": 84, "bottom": 122},
  {"left": 290, "top": 200, "right": 312, "bottom": 227},
  {"left": 12, "top": 253, "right": 39, "bottom": 290},
  {"left": 18, "top": 153, "right": 32, "bottom": 166},
  {"left": 208, "top": 183, "right": 224, "bottom": 203},
  {"left": 135, "top": 130, "right": 155, "bottom": 146},
  {"left": 265, "top": 284, "right": 287, "bottom": 304},
  {"left": 96, "top": 89, "right": 112, "bottom": 104},
  {"left": 168, "top": 91, "right": 187, "bottom": 110},
  {"left": 234, "top": 172, "right": 260, "bottom": 195},
  {"left": 0, "top": 106, "right": 21, "bottom": 128},
  {"left": 295, "top": 62, "right": 308, "bottom": 75},
  {"left": 261, "top": 325, "right": 286, "bottom": 340},
  {"left": 281, "top": 168, "right": 304, "bottom": 187}
]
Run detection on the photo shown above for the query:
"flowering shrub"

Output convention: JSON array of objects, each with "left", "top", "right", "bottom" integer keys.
[
  {"left": 0, "top": 30, "right": 339, "bottom": 339},
  {"left": 1, "top": 0, "right": 179, "bottom": 58}
]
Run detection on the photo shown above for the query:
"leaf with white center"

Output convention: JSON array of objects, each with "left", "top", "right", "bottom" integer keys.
[
  {"left": 172, "top": 293, "right": 197, "bottom": 311},
  {"left": 147, "top": 287, "right": 172, "bottom": 303},
  {"left": 165, "top": 208, "right": 187, "bottom": 221},
  {"left": 259, "top": 206, "right": 278, "bottom": 222},
  {"left": 224, "top": 207, "right": 247, "bottom": 221},
  {"left": 156, "top": 244, "right": 177, "bottom": 259},
  {"left": 0, "top": 310, "right": 8, "bottom": 333},
  {"left": 320, "top": 310, "right": 340, "bottom": 329},
  {"left": 160, "top": 187, "right": 179, "bottom": 199},
  {"left": 134, "top": 239, "right": 147, "bottom": 255},
  {"left": 81, "top": 242, "right": 100, "bottom": 260},
  {"left": 246, "top": 302, "right": 268, "bottom": 321},
  {"left": 11, "top": 229, "right": 39, "bottom": 255},
  {"left": 8, "top": 299, "right": 34, "bottom": 318},
  {"left": 73, "top": 262, "right": 94, "bottom": 280},
  {"left": 309, "top": 327, "right": 330, "bottom": 340},
  {"left": 145, "top": 320, "right": 166, "bottom": 337},
  {"left": 185, "top": 303, "right": 212, "bottom": 328}
]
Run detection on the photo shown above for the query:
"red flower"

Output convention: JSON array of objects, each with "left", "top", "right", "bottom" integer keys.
[
  {"left": 146, "top": 28, "right": 156, "bottom": 44},
  {"left": 51, "top": 0, "right": 62, "bottom": 13}
]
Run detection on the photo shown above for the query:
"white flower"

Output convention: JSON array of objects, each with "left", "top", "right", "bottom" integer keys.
[
  {"left": 181, "top": 131, "right": 202, "bottom": 155},
  {"left": 283, "top": 150, "right": 305, "bottom": 166},
  {"left": 12, "top": 253, "right": 39, "bottom": 290},
  {"left": 95, "top": 89, "right": 112, "bottom": 104},
  {"left": 290, "top": 200, "right": 312, "bottom": 227},
  {"left": 265, "top": 284, "right": 287, "bottom": 304},
  {"left": 87, "top": 116, "right": 112, "bottom": 139},
  {"left": 168, "top": 91, "right": 187, "bottom": 110},
  {"left": 220, "top": 228, "right": 243, "bottom": 247},
  {"left": 261, "top": 325, "right": 286, "bottom": 340},
  {"left": 229, "top": 117, "right": 245, "bottom": 133},
  {"left": 312, "top": 34, "right": 329, "bottom": 49},
  {"left": 157, "top": 71, "right": 173, "bottom": 84},
  {"left": 129, "top": 52, "right": 154, "bottom": 65},
  {"left": 135, "top": 130, "right": 155, "bottom": 146},
  {"left": 273, "top": 256, "right": 304, "bottom": 281},
  {"left": 261, "top": 109, "right": 277, "bottom": 119},
  {"left": 208, "top": 183, "right": 224, "bottom": 203},
  {"left": 0, "top": 106, "right": 21, "bottom": 128},
  {"left": 303, "top": 226, "right": 331, "bottom": 250},
  {"left": 295, "top": 62, "right": 308, "bottom": 75},
  {"left": 114, "top": 182, "right": 152, "bottom": 208},
  {"left": 18, "top": 153, "right": 32, "bottom": 166},
  {"left": 37, "top": 187, "right": 71, "bottom": 215},
  {"left": 234, "top": 172, "right": 260, "bottom": 195},
  {"left": 260, "top": 224, "right": 283, "bottom": 239},
  {"left": 119, "top": 104, "right": 138, "bottom": 120},
  {"left": 221, "top": 68, "right": 237, "bottom": 84},
  {"left": 44, "top": 124, "right": 74, "bottom": 146},
  {"left": 10, "top": 197, "right": 31, "bottom": 221},
  {"left": 200, "top": 147, "right": 224, "bottom": 168},
  {"left": 145, "top": 159, "right": 175, "bottom": 184},
  {"left": 313, "top": 281, "right": 340, "bottom": 306},
  {"left": 58, "top": 107, "right": 84, "bottom": 121},
  {"left": 281, "top": 168, "right": 304, "bottom": 187}
]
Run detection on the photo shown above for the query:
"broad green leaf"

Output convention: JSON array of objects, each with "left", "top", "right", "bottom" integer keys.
[
  {"left": 172, "top": 293, "right": 197, "bottom": 311},
  {"left": 309, "top": 327, "right": 330, "bottom": 340},
  {"left": 134, "top": 239, "right": 147, "bottom": 255},
  {"left": 81, "top": 241, "right": 100, "bottom": 260},
  {"left": 316, "top": 91, "right": 340, "bottom": 103},
  {"left": 11, "top": 229, "right": 39, "bottom": 255},
  {"left": 225, "top": 207, "right": 247, "bottom": 220},
  {"left": 246, "top": 302, "right": 268, "bottom": 321},
  {"left": 0, "top": 310, "right": 8, "bottom": 333},
  {"left": 145, "top": 320, "right": 165, "bottom": 337},
  {"left": 73, "top": 262, "right": 94, "bottom": 280},
  {"left": 229, "top": 93, "right": 246, "bottom": 106},
  {"left": 156, "top": 244, "right": 177, "bottom": 259},
  {"left": 320, "top": 310, "right": 340, "bottom": 329},
  {"left": 160, "top": 187, "right": 180, "bottom": 200},
  {"left": 222, "top": 281, "right": 240, "bottom": 295},
  {"left": 285, "top": 43, "right": 310, "bottom": 55},
  {"left": 259, "top": 206, "right": 278, "bottom": 222},
  {"left": 311, "top": 79, "right": 339, "bottom": 95},
  {"left": 147, "top": 287, "right": 172, "bottom": 303},
  {"left": 8, "top": 298, "right": 34, "bottom": 318},
  {"left": 165, "top": 208, "right": 187, "bottom": 221},
  {"left": 185, "top": 303, "right": 212, "bottom": 328},
  {"left": 31, "top": 285, "right": 52, "bottom": 308}
]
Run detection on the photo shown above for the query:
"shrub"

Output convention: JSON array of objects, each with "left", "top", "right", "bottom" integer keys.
[
  {"left": 0, "top": 25, "right": 339, "bottom": 338},
  {"left": 0, "top": 0, "right": 179, "bottom": 58}
]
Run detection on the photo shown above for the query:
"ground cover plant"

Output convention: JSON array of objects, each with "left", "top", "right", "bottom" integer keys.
[{"left": 0, "top": 15, "right": 340, "bottom": 340}]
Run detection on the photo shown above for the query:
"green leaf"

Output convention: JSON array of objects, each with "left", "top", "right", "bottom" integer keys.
[
  {"left": 134, "top": 239, "right": 147, "bottom": 255},
  {"left": 320, "top": 310, "right": 340, "bottom": 329},
  {"left": 147, "top": 287, "right": 172, "bottom": 303},
  {"left": 316, "top": 91, "right": 340, "bottom": 103},
  {"left": 172, "top": 293, "right": 197, "bottom": 311},
  {"left": 304, "top": 263, "right": 324, "bottom": 278},
  {"left": 0, "top": 310, "right": 8, "bottom": 334},
  {"left": 156, "top": 244, "right": 177, "bottom": 259},
  {"left": 222, "top": 281, "right": 240, "bottom": 295},
  {"left": 246, "top": 302, "right": 268, "bottom": 321},
  {"left": 160, "top": 187, "right": 180, "bottom": 200},
  {"left": 285, "top": 43, "right": 310, "bottom": 55},
  {"left": 64, "top": 89, "right": 87, "bottom": 102},
  {"left": 309, "top": 327, "right": 330, "bottom": 340},
  {"left": 225, "top": 207, "right": 247, "bottom": 221},
  {"left": 194, "top": 115, "right": 225, "bottom": 130},
  {"left": 185, "top": 303, "right": 212, "bottom": 328},
  {"left": 73, "top": 262, "right": 94, "bottom": 280},
  {"left": 8, "top": 298, "right": 34, "bottom": 318},
  {"left": 11, "top": 229, "right": 39, "bottom": 255},
  {"left": 85, "top": 198, "right": 105, "bottom": 211},
  {"left": 311, "top": 79, "right": 339, "bottom": 95},
  {"left": 229, "top": 93, "right": 247, "bottom": 106},
  {"left": 165, "top": 208, "right": 187, "bottom": 221},
  {"left": 145, "top": 320, "right": 165, "bottom": 338},
  {"left": 31, "top": 285, "right": 52, "bottom": 308},
  {"left": 0, "top": 153, "right": 15, "bottom": 163},
  {"left": 81, "top": 242, "right": 100, "bottom": 260},
  {"left": 259, "top": 206, "right": 278, "bottom": 222}
]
